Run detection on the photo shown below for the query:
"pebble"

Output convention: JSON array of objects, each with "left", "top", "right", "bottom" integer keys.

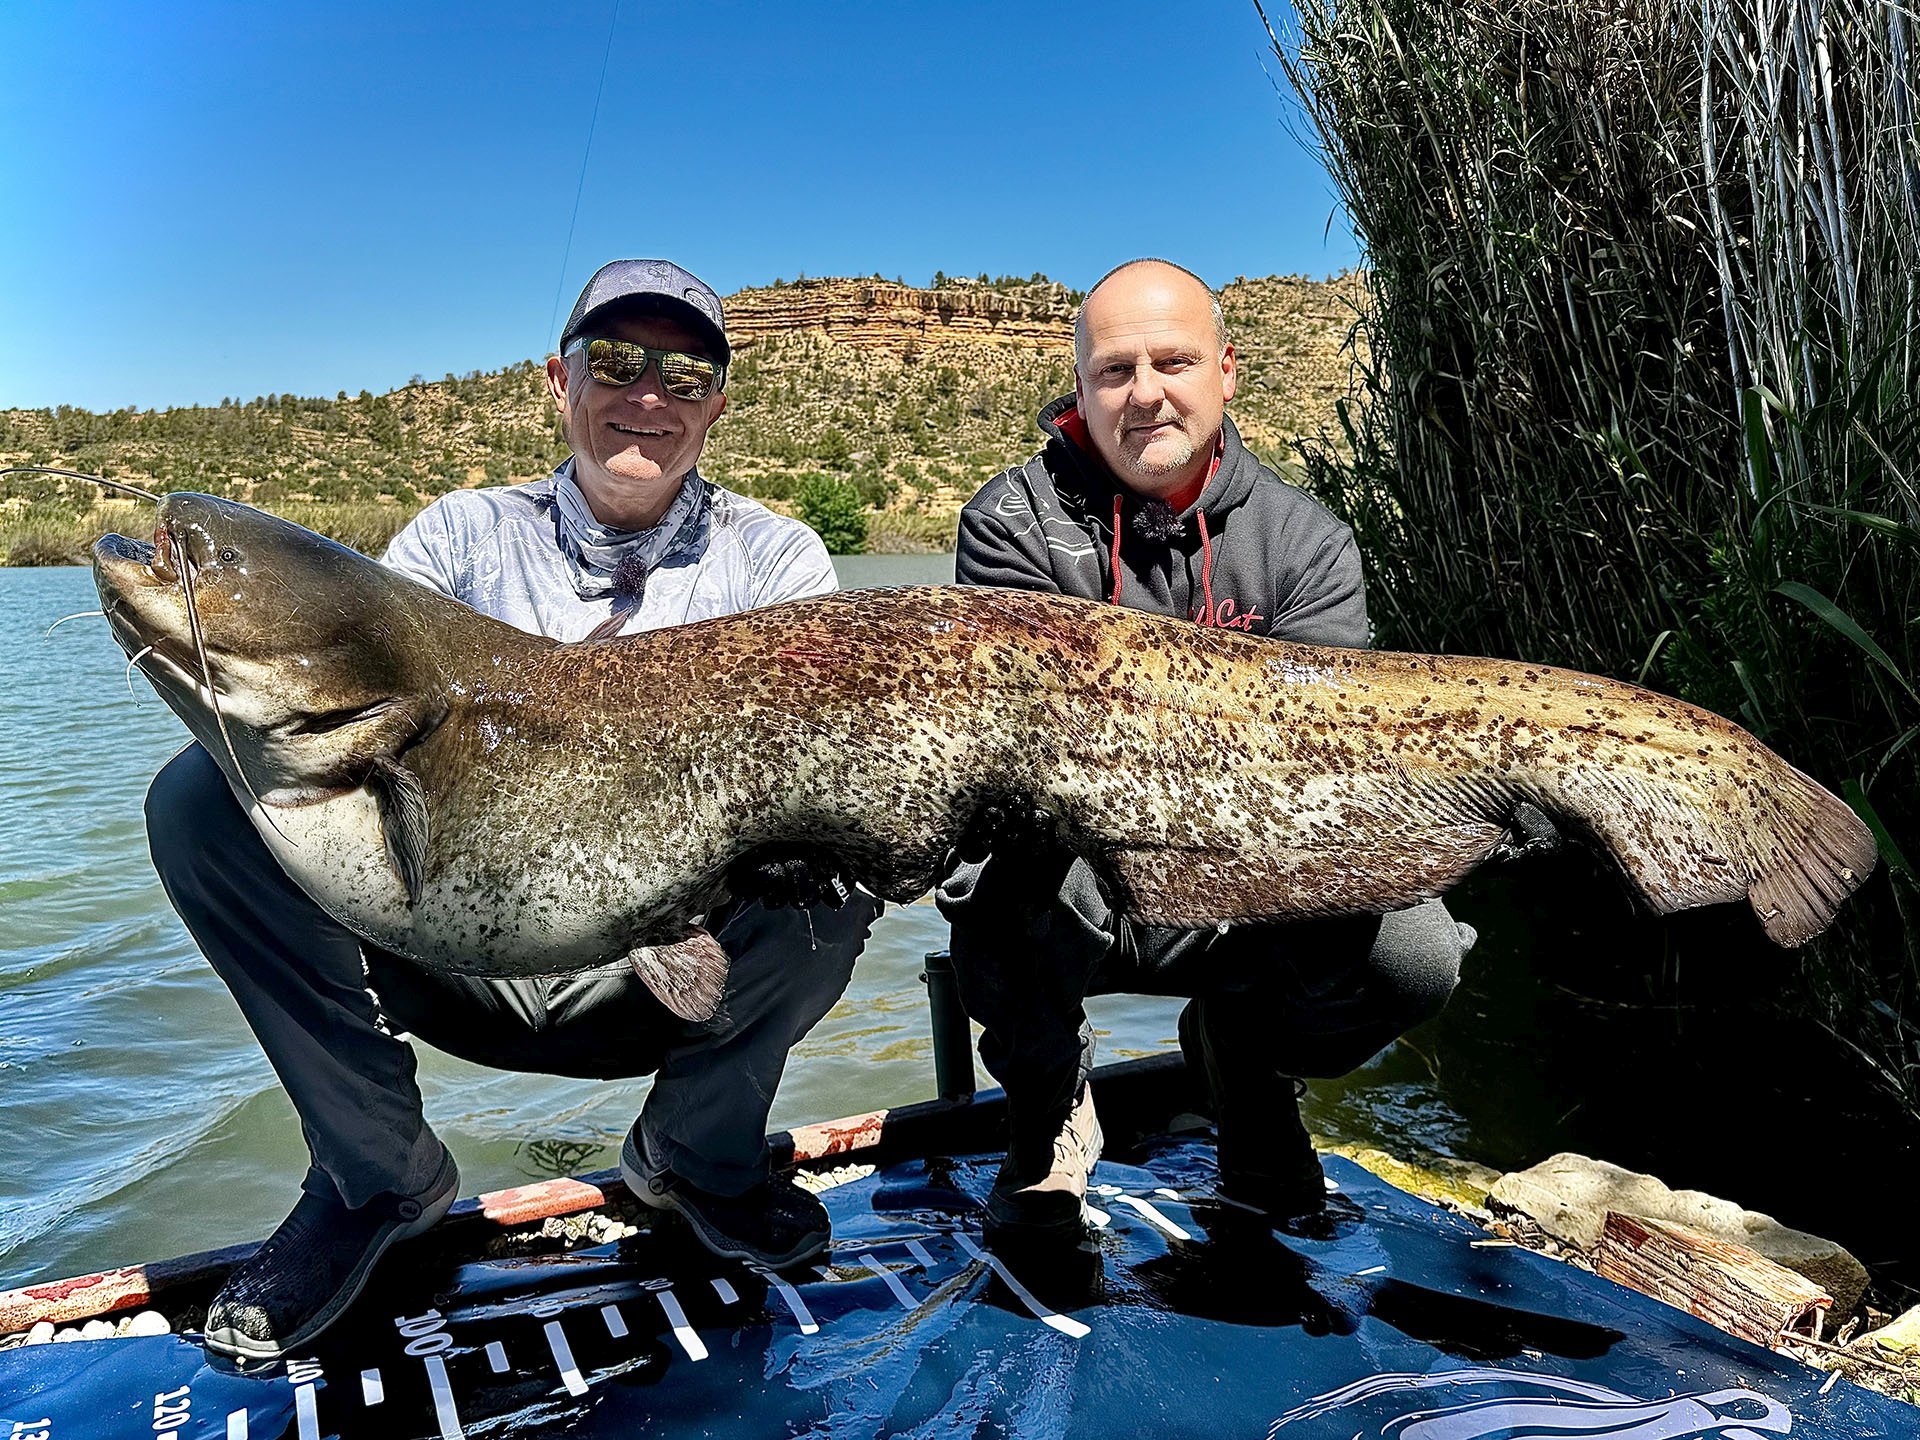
[
  {"left": 26, "top": 1321, "right": 54, "bottom": 1345},
  {"left": 125, "top": 1310, "right": 170, "bottom": 1337},
  {"left": 80, "top": 1319, "right": 114, "bottom": 1341},
  {"left": 53, "top": 1328, "right": 81, "bottom": 1342}
]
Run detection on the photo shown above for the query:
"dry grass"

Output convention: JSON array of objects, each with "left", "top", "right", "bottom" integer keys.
[
  {"left": 0, "top": 500, "right": 418, "bottom": 564},
  {"left": 0, "top": 495, "right": 965, "bottom": 564}
]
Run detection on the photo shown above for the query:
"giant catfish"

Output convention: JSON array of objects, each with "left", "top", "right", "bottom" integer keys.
[{"left": 92, "top": 494, "right": 1876, "bottom": 1021}]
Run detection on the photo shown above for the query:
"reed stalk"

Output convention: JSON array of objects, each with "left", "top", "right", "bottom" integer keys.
[{"left": 1271, "top": 0, "right": 1920, "bottom": 1110}]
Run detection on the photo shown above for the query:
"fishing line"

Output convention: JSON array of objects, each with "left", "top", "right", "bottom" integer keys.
[
  {"left": 545, "top": 0, "right": 624, "bottom": 349},
  {"left": 0, "top": 465, "right": 160, "bottom": 504}
]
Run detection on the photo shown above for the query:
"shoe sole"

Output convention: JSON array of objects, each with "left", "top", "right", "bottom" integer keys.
[
  {"left": 203, "top": 1156, "right": 460, "bottom": 1363},
  {"left": 620, "top": 1134, "right": 828, "bottom": 1270}
]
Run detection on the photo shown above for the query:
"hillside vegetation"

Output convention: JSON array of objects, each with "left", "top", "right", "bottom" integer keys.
[{"left": 0, "top": 272, "right": 1363, "bottom": 561}]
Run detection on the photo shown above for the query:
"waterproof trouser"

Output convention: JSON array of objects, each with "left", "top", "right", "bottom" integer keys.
[
  {"left": 937, "top": 852, "right": 1473, "bottom": 1168},
  {"left": 146, "top": 743, "right": 874, "bottom": 1208}
]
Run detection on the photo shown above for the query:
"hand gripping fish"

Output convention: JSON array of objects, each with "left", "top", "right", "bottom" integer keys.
[{"left": 93, "top": 494, "right": 1876, "bottom": 1022}]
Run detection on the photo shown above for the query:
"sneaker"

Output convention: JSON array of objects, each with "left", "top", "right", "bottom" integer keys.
[
  {"left": 620, "top": 1128, "right": 829, "bottom": 1269},
  {"left": 203, "top": 1147, "right": 459, "bottom": 1362},
  {"left": 983, "top": 1085, "right": 1104, "bottom": 1247}
]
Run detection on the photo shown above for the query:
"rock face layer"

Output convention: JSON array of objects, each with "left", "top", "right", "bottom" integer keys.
[{"left": 728, "top": 279, "right": 1078, "bottom": 358}]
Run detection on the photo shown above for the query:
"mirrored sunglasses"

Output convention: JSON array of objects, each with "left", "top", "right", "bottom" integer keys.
[{"left": 570, "top": 338, "right": 720, "bottom": 400}]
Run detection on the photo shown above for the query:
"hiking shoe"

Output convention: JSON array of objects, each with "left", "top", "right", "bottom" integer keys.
[
  {"left": 620, "top": 1128, "right": 830, "bottom": 1269},
  {"left": 204, "top": 1147, "right": 459, "bottom": 1362},
  {"left": 984, "top": 1085, "right": 1104, "bottom": 1247},
  {"left": 1219, "top": 1151, "right": 1330, "bottom": 1221}
]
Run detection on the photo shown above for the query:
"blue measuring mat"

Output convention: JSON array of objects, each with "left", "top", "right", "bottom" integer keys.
[{"left": 2, "top": 1140, "right": 1911, "bottom": 1438}]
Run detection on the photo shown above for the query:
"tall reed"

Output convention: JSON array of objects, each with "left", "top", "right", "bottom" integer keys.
[{"left": 1272, "top": 0, "right": 1919, "bottom": 1107}]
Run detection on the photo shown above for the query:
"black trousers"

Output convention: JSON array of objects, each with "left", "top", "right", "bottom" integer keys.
[
  {"left": 937, "top": 852, "right": 1472, "bottom": 1161},
  {"left": 145, "top": 744, "right": 876, "bottom": 1207}
]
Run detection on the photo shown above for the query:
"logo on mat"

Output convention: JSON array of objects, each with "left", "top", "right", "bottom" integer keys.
[{"left": 1266, "top": 1366, "right": 1792, "bottom": 1439}]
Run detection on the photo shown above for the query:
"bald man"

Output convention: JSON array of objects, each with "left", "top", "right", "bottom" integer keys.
[{"left": 939, "top": 259, "right": 1479, "bottom": 1247}]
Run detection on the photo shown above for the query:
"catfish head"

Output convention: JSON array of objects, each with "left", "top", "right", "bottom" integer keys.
[{"left": 92, "top": 493, "right": 481, "bottom": 806}]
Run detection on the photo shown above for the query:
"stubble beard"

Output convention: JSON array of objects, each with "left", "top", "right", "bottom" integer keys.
[{"left": 1115, "top": 413, "right": 1197, "bottom": 484}]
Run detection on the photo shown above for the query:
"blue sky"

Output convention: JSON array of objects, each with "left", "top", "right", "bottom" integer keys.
[{"left": 0, "top": 1, "right": 1356, "bottom": 412}]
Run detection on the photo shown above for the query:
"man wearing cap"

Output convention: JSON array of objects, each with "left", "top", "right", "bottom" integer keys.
[
  {"left": 940, "top": 258, "right": 1509, "bottom": 1247},
  {"left": 144, "top": 259, "right": 877, "bottom": 1362}
]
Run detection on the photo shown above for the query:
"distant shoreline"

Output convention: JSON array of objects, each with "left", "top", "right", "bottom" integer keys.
[{"left": 0, "top": 498, "right": 963, "bottom": 566}]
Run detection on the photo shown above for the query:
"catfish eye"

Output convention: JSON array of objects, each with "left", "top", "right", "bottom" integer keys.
[{"left": 219, "top": 547, "right": 238, "bottom": 564}]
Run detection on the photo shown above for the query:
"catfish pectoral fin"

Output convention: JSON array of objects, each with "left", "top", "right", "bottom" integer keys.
[
  {"left": 367, "top": 756, "right": 430, "bottom": 905},
  {"left": 628, "top": 929, "right": 729, "bottom": 1023}
]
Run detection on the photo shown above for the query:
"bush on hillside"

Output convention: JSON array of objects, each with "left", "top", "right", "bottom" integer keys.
[{"left": 795, "top": 473, "right": 869, "bottom": 555}]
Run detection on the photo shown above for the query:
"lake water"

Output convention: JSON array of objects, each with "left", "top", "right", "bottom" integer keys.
[
  {"left": 0, "top": 559, "right": 1202, "bottom": 1292},
  {"left": 1, "top": 561, "right": 1909, "bottom": 1301}
]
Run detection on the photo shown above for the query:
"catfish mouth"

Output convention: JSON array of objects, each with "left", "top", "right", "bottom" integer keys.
[
  {"left": 92, "top": 519, "right": 214, "bottom": 700},
  {"left": 94, "top": 527, "right": 175, "bottom": 642},
  {"left": 93, "top": 521, "right": 178, "bottom": 604}
]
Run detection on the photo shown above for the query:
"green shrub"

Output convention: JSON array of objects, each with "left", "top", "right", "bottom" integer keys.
[{"left": 795, "top": 473, "right": 869, "bottom": 555}]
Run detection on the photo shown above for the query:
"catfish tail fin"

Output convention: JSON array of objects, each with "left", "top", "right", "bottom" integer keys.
[
  {"left": 1743, "top": 763, "right": 1878, "bottom": 947},
  {"left": 1548, "top": 755, "right": 1876, "bottom": 949}
]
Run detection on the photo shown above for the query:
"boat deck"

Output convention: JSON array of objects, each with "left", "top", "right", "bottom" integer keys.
[{"left": 1, "top": 1113, "right": 1910, "bottom": 1438}]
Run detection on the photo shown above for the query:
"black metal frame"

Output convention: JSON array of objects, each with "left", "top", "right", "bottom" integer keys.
[{"left": 919, "top": 948, "right": 976, "bottom": 1101}]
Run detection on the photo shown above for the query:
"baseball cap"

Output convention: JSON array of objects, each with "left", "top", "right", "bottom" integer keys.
[{"left": 559, "top": 259, "right": 730, "bottom": 365}]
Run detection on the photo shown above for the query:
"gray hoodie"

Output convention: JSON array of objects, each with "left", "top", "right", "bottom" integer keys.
[{"left": 956, "top": 395, "right": 1367, "bottom": 647}]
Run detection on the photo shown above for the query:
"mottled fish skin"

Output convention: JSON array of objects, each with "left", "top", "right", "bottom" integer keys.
[{"left": 92, "top": 495, "right": 1877, "bottom": 1000}]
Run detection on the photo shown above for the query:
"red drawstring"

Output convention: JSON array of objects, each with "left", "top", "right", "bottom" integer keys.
[
  {"left": 1196, "top": 509, "right": 1216, "bottom": 626},
  {"left": 1108, "top": 493, "right": 1124, "bottom": 606}
]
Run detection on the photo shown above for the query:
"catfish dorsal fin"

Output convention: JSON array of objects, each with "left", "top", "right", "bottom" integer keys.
[
  {"left": 628, "top": 929, "right": 729, "bottom": 1023},
  {"left": 367, "top": 756, "right": 430, "bottom": 905}
]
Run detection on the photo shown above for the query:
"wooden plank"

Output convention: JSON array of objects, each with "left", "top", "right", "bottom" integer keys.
[{"left": 1595, "top": 1210, "right": 1832, "bottom": 1348}]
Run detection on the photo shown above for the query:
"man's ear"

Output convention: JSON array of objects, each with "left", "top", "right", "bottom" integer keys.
[
  {"left": 1219, "top": 343, "right": 1237, "bottom": 405},
  {"left": 712, "top": 392, "right": 728, "bottom": 422},
  {"left": 545, "top": 353, "right": 572, "bottom": 414},
  {"left": 1072, "top": 365, "right": 1085, "bottom": 411}
]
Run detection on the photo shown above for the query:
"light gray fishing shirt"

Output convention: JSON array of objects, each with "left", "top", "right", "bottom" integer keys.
[{"left": 381, "top": 462, "right": 838, "bottom": 640}]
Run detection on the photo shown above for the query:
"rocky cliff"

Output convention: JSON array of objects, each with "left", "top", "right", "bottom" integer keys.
[
  {"left": 728, "top": 278, "right": 1078, "bottom": 358},
  {"left": 0, "top": 270, "right": 1368, "bottom": 556}
]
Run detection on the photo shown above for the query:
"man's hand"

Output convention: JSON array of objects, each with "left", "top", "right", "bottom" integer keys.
[
  {"left": 954, "top": 794, "right": 1060, "bottom": 865},
  {"left": 946, "top": 794, "right": 1080, "bottom": 924},
  {"left": 1488, "top": 801, "right": 1561, "bottom": 864},
  {"left": 728, "top": 844, "right": 851, "bottom": 909}
]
